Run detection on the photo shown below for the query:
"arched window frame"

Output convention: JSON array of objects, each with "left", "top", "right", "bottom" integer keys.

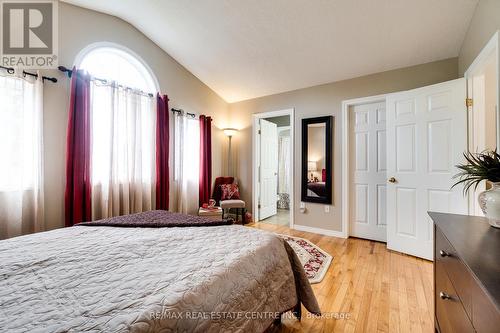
[{"left": 74, "top": 42, "right": 160, "bottom": 94}]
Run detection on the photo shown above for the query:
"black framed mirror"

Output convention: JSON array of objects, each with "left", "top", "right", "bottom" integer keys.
[{"left": 301, "top": 116, "right": 333, "bottom": 204}]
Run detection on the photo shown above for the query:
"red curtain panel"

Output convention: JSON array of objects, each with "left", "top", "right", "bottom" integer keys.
[
  {"left": 199, "top": 115, "right": 212, "bottom": 206},
  {"left": 64, "top": 68, "right": 92, "bottom": 226},
  {"left": 156, "top": 94, "right": 170, "bottom": 210}
]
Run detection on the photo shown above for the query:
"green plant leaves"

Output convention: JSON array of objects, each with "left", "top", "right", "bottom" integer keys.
[{"left": 452, "top": 150, "right": 500, "bottom": 194}]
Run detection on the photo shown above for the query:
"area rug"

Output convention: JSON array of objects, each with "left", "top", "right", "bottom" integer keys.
[{"left": 279, "top": 234, "right": 333, "bottom": 284}]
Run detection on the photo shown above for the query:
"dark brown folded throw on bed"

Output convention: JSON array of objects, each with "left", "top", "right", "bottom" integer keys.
[{"left": 76, "top": 210, "right": 234, "bottom": 228}]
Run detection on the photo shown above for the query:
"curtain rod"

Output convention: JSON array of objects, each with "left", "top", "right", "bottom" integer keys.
[
  {"left": 171, "top": 108, "right": 196, "bottom": 118},
  {"left": 0, "top": 65, "right": 58, "bottom": 83},
  {"left": 58, "top": 66, "right": 154, "bottom": 97}
]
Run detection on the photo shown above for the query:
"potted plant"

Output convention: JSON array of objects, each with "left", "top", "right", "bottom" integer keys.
[{"left": 453, "top": 150, "right": 500, "bottom": 228}]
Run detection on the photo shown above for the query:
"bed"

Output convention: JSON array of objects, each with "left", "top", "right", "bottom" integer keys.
[
  {"left": 0, "top": 211, "right": 320, "bottom": 332},
  {"left": 307, "top": 181, "right": 326, "bottom": 197}
]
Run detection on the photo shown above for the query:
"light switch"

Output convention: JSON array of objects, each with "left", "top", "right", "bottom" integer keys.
[
  {"left": 324, "top": 205, "right": 330, "bottom": 213},
  {"left": 299, "top": 202, "right": 306, "bottom": 213}
]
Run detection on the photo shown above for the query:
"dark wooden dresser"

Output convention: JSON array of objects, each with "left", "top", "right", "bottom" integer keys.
[{"left": 429, "top": 212, "right": 500, "bottom": 333}]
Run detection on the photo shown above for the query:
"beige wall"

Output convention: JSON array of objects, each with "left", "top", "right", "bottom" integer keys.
[
  {"left": 459, "top": 0, "right": 500, "bottom": 74},
  {"left": 41, "top": 3, "right": 228, "bottom": 230},
  {"left": 229, "top": 58, "right": 458, "bottom": 232}
]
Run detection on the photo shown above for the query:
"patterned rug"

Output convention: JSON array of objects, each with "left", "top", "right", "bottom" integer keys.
[{"left": 279, "top": 234, "right": 333, "bottom": 284}]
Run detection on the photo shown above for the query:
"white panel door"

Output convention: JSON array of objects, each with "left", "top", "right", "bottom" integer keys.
[
  {"left": 350, "top": 101, "right": 387, "bottom": 242},
  {"left": 386, "top": 78, "right": 468, "bottom": 260},
  {"left": 259, "top": 119, "right": 278, "bottom": 220}
]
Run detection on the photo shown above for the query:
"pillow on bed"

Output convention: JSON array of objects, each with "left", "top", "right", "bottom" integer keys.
[{"left": 220, "top": 184, "right": 240, "bottom": 200}]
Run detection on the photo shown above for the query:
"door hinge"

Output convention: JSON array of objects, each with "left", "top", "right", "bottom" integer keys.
[
  {"left": 258, "top": 203, "right": 261, "bottom": 209},
  {"left": 466, "top": 98, "right": 473, "bottom": 107},
  {"left": 258, "top": 129, "right": 261, "bottom": 134}
]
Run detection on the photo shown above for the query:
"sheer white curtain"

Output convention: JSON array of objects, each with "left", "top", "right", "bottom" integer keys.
[
  {"left": 90, "top": 82, "right": 156, "bottom": 219},
  {"left": 278, "top": 135, "right": 290, "bottom": 194},
  {"left": 173, "top": 112, "right": 200, "bottom": 214},
  {"left": 0, "top": 72, "right": 44, "bottom": 239}
]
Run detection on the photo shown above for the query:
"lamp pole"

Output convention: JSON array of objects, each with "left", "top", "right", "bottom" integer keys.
[
  {"left": 228, "top": 135, "right": 232, "bottom": 176},
  {"left": 223, "top": 128, "right": 237, "bottom": 176}
]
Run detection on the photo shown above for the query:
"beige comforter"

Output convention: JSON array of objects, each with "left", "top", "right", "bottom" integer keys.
[{"left": 0, "top": 224, "right": 319, "bottom": 332}]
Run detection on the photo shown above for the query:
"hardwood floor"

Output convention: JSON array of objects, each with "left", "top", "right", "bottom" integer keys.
[{"left": 247, "top": 222, "right": 434, "bottom": 333}]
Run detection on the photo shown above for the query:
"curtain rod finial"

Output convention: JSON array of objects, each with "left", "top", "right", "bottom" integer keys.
[{"left": 58, "top": 66, "right": 72, "bottom": 78}]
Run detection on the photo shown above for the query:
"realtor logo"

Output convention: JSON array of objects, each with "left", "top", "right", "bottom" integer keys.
[{"left": 1, "top": 0, "right": 58, "bottom": 68}]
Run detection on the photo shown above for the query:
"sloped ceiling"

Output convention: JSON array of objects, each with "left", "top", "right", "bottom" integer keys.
[{"left": 62, "top": 0, "right": 478, "bottom": 102}]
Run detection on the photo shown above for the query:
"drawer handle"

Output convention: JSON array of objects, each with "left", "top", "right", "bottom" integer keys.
[
  {"left": 439, "top": 250, "right": 450, "bottom": 257},
  {"left": 439, "top": 292, "right": 451, "bottom": 300}
]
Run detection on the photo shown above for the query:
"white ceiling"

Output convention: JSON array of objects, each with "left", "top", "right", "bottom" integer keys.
[{"left": 62, "top": 0, "right": 478, "bottom": 103}]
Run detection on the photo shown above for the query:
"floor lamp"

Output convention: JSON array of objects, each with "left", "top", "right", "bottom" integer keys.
[{"left": 223, "top": 128, "right": 237, "bottom": 176}]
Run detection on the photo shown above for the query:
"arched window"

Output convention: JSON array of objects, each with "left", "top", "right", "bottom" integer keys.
[
  {"left": 76, "top": 43, "right": 158, "bottom": 93},
  {"left": 75, "top": 43, "right": 159, "bottom": 219}
]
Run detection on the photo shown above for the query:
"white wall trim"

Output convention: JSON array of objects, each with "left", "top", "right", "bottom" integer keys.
[
  {"left": 252, "top": 109, "right": 294, "bottom": 228},
  {"left": 292, "top": 224, "right": 346, "bottom": 238},
  {"left": 341, "top": 94, "right": 387, "bottom": 239}
]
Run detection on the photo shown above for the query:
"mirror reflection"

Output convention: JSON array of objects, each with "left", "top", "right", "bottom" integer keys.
[
  {"left": 307, "top": 123, "right": 326, "bottom": 197},
  {"left": 302, "top": 116, "right": 332, "bottom": 204}
]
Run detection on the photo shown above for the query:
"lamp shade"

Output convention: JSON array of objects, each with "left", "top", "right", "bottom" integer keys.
[
  {"left": 307, "top": 161, "right": 317, "bottom": 171},
  {"left": 223, "top": 128, "right": 238, "bottom": 137}
]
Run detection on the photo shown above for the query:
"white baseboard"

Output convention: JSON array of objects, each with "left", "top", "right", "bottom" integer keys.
[{"left": 292, "top": 224, "right": 347, "bottom": 239}]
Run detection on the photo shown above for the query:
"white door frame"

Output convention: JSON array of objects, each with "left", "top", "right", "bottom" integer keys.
[
  {"left": 252, "top": 109, "right": 295, "bottom": 227},
  {"left": 341, "top": 94, "right": 387, "bottom": 238},
  {"left": 464, "top": 30, "right": 499, "bottom": 215}
]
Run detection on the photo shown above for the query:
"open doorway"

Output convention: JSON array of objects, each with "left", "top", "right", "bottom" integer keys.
[{"left": 252, "top": 109, "right": 294, "bottom": 227}]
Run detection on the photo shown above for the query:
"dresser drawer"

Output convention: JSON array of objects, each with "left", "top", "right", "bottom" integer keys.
[
  {"left": 435, "top": 226, "right": 472, "bottom": 317},
  {"left": 431, "top": 213, "right": 500, "bottom": 333},
  {"left": 435, "top": 261, "right": 474, "bottom": 333},
  {"left": 470, "top": 278, "right": 500, "bottom": 333}
]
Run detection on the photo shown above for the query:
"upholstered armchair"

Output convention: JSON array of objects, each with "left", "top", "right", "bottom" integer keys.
[{"left": 212, "top": 177, "right": 246, "bottom": 224}]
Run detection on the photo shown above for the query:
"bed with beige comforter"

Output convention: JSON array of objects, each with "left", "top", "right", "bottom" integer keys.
[{"left": 0, "top": 212, "right": 319, "bottom": 332}]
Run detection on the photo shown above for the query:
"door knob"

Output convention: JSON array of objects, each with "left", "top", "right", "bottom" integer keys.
[
  {"left": 439, "top": 250, "right": 450, "bottom": 257},
  {"left": 388, "top": 177, "right": 397, "bottom": 183},
  {"left": 439, "top": 292, "right": 451, "bottom": 300}
]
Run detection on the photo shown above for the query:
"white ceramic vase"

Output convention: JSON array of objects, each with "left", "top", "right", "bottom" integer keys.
[{"left": 478, "top": 182, "right": 500, "bottom": 228}]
